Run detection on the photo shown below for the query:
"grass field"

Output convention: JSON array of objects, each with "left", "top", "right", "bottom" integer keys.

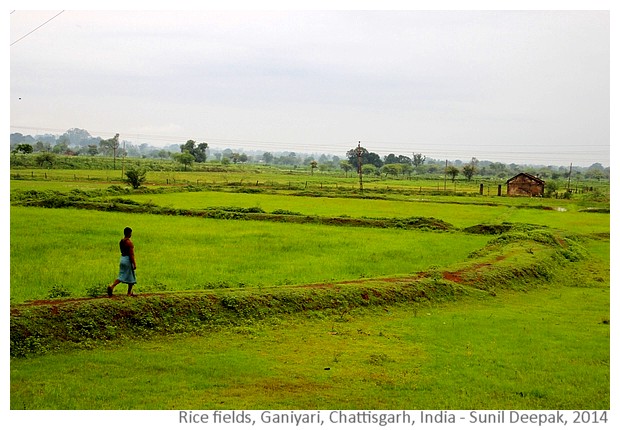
[
  {"left": 10, "top": 206, "right": 490, "bottom": 303},
  {"left": 10, "top": 280, "right": 609, "bottom": 410},
  {"left": 8, "top": 167, "right": 610, "bottom": 416},
  {"left": 124, "top": 189, "right": 610, "bottom": 234}
]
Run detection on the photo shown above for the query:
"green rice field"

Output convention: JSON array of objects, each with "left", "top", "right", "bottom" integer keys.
[{"left": 8, "top": 165, "right": 610, "bottom": 417}]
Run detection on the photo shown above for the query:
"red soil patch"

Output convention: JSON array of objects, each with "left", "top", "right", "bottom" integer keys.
[
  {"left": 442, "top": 271, "right": 465, "bottom": 283},
  {"left": 441, "top": 255, "right": 507, "bottom": 284}
]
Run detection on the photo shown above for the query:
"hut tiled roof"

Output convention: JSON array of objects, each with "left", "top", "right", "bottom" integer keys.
[{"left": 506, "top": 172, "right": 545, "bottom": 184}]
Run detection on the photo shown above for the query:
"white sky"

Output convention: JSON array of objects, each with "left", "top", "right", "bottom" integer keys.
[{"left": 8, "top": 2, "right": 613, "bottom": 167}]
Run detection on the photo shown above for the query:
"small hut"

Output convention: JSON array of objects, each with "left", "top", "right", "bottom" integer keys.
[{"left": 506, "top": 173, "right": 545, "bottom": 197}]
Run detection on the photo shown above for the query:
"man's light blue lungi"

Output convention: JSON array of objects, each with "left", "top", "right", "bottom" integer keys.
[{"left": 118, "top": 255, "right": 137, "bottom": 284}]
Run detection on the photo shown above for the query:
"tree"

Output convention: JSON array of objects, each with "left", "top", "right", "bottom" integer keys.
[
  {"left": 462, "top": 163, "right": 477, "bottom": 181},
  {"left": 180, "top": 140, "right": 209, "bottom": 162},
  {"left": 263, "top": 152, "right": 274, "bottom": 164},
  {"left": 366, "top": 152, "right": 383, "bottom": 169},
  {"left": 14, "top": 143, "right": 33, "bottom": 154},
  {"left": 427, "top": 165, "right": 439, "bottom": 174},
  {"left": 100, "top": 133, "right": 120, "bottom": 168},
  {"left": 586, "top": 163, "right": 606, "bottom": 181},
  {"left": 87, "top": 144, "right": 99, "bottom": 156},
  {"left": 401, "top": 163, "right": 413, "bottom": 176},
  {"left": 346, "top": 146, "right": 383, "bottom": 171},
  {"left": 125, "top": 167, "right": 147, "bottom": 189},
  {"left": 310, "top": 160, "right": 318, "bottom": 175},
  {"left": 544, "top": 180, "right": 560, "bottom": 198},
  {"left": 52, "top": 141, "right": 69, "bottom": 154},
  {"left": 180, "top": 139, "right": 196, "bottom": 153},
  {"left": 412, "top": 153, "right": 426, "bottom": 170},
  {"left": 381, "top": 163, "right": 402, "bottom": 178},
  {"left": 489, "top": 162, "right": 506, "bottom": 176},
  {"left": 362, "top": 165, "right": 378, "bottom": 176},
  {"left": 585, "top": 169, "right": 604, "bottom": 181},
  {"left": 195, "top": 142, "right": 209, "bottom": 162},
  {"left": 35, "top": 152, "right": 56, "bottom": 168},
  {"left": 446, "top": 165, "right": 460, "bottom": 182},
  {"left": 173, "top": 151, "right": 195, "bottom": 171},
  {"left": 10, "top": 132, "right": 32, "bottom": 145},
  {"left": 340, "top": 160, "right": 353, "bottom": 177},
  {"left": 397, "top": 154, "right": 412, "bottom": 165},
  {"left": 62, "top": 128, "right": 99, "bottom": 147},
  {"left": 34, "top": 141, "right": 51, "bottom": 152},
  {"left": 384, "top": 153, "right": 399, "bottom": 164},
  {"left": 384, "top": 154, "right": 411, "bottom": 165},
  {"left": 462, "top": 157, "right": 478, "bottom": 181}
]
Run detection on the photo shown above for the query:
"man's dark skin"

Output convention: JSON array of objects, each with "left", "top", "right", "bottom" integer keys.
[{"left": 108, "top": 227, "right": 137, "bottom": 296}]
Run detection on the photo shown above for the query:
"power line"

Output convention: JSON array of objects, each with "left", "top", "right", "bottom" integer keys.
[
  {"left": 10, "top": 10, "right": 65, "bottom": 47},
  {"left": 9, "top": 124, "right": 608, "bottom": 165},
  {"left": 10, "top": 124, "right": 609, "bottom": 151}
]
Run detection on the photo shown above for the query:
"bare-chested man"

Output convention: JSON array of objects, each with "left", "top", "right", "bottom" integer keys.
[{"left": 107, "top": 227, "right": 137, "bottom": 297}]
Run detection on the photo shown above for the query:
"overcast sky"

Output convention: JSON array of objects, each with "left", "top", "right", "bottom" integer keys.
[{"left": 9, "top": 5, "right": 611, "bottom": 167}]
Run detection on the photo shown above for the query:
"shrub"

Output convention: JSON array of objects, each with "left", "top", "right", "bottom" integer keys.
[
  {"left": 47, "top": 285, "right": 71, "bottom": 298},
  {"left": 125, "top": 167, "right": 147, "bottom": 189},
  {"left": 85, "top": 284, "right": 108, "bottom": 298}
]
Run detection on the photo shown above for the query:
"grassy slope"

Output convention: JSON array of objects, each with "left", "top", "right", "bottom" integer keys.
[{"left": 10, "top": 276, "right": 609, "bottom": 410}]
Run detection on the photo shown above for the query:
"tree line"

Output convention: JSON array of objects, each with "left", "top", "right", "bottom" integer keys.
[{"left": 10, "top": 129, "right": 610, "bottom": 182}]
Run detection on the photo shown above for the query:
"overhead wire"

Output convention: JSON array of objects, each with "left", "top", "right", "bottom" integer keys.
[
  {"left": 10, "top": 10, "right": 65, "bottom": 47},
  {"left": 10, "top": 124, "right": 607, "bottom": 166}
]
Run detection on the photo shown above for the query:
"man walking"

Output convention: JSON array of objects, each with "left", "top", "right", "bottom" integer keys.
[{"left": 107, "top": 227, "right": 137, "bottom": 297}]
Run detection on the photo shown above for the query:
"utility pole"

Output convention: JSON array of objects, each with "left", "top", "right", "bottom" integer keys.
[
  {"left": 121, "top": 140, "right": 126, "bottom": 178},
  {"left": 111, "top": 133, "right": 119, "bottom": 170},
  {"left": 567, "top": 162, "right": 573, "bottom": 193},
  {"left": 444, "top": 159, "right": 448, "bottom": 191},
  {"left": 356, "top": 141, "right": 363, "bottom": 193}
]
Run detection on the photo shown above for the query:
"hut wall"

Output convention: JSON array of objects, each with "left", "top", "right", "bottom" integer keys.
[{"left": 507, "top": 176, "right": 544, "bottom": 196}]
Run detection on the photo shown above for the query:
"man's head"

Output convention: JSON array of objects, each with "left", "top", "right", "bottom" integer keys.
[{"left": 124, "top": 227, "right": 132, "bottom": 237}]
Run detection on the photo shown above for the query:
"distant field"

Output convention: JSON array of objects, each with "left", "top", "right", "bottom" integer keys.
[
  {"left": 125, "top": 190, "right": 609, "bottom": 235},
  {"left": 11, "top": 180, "right": 608, "bottom": 235},
  {"left": 8, "top": 167, "right": 533, "bottom": 194}
]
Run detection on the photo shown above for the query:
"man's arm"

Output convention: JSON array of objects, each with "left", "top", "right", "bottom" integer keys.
[{"left": 128, "top": 239, "right": 136, "bottom": 270}]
